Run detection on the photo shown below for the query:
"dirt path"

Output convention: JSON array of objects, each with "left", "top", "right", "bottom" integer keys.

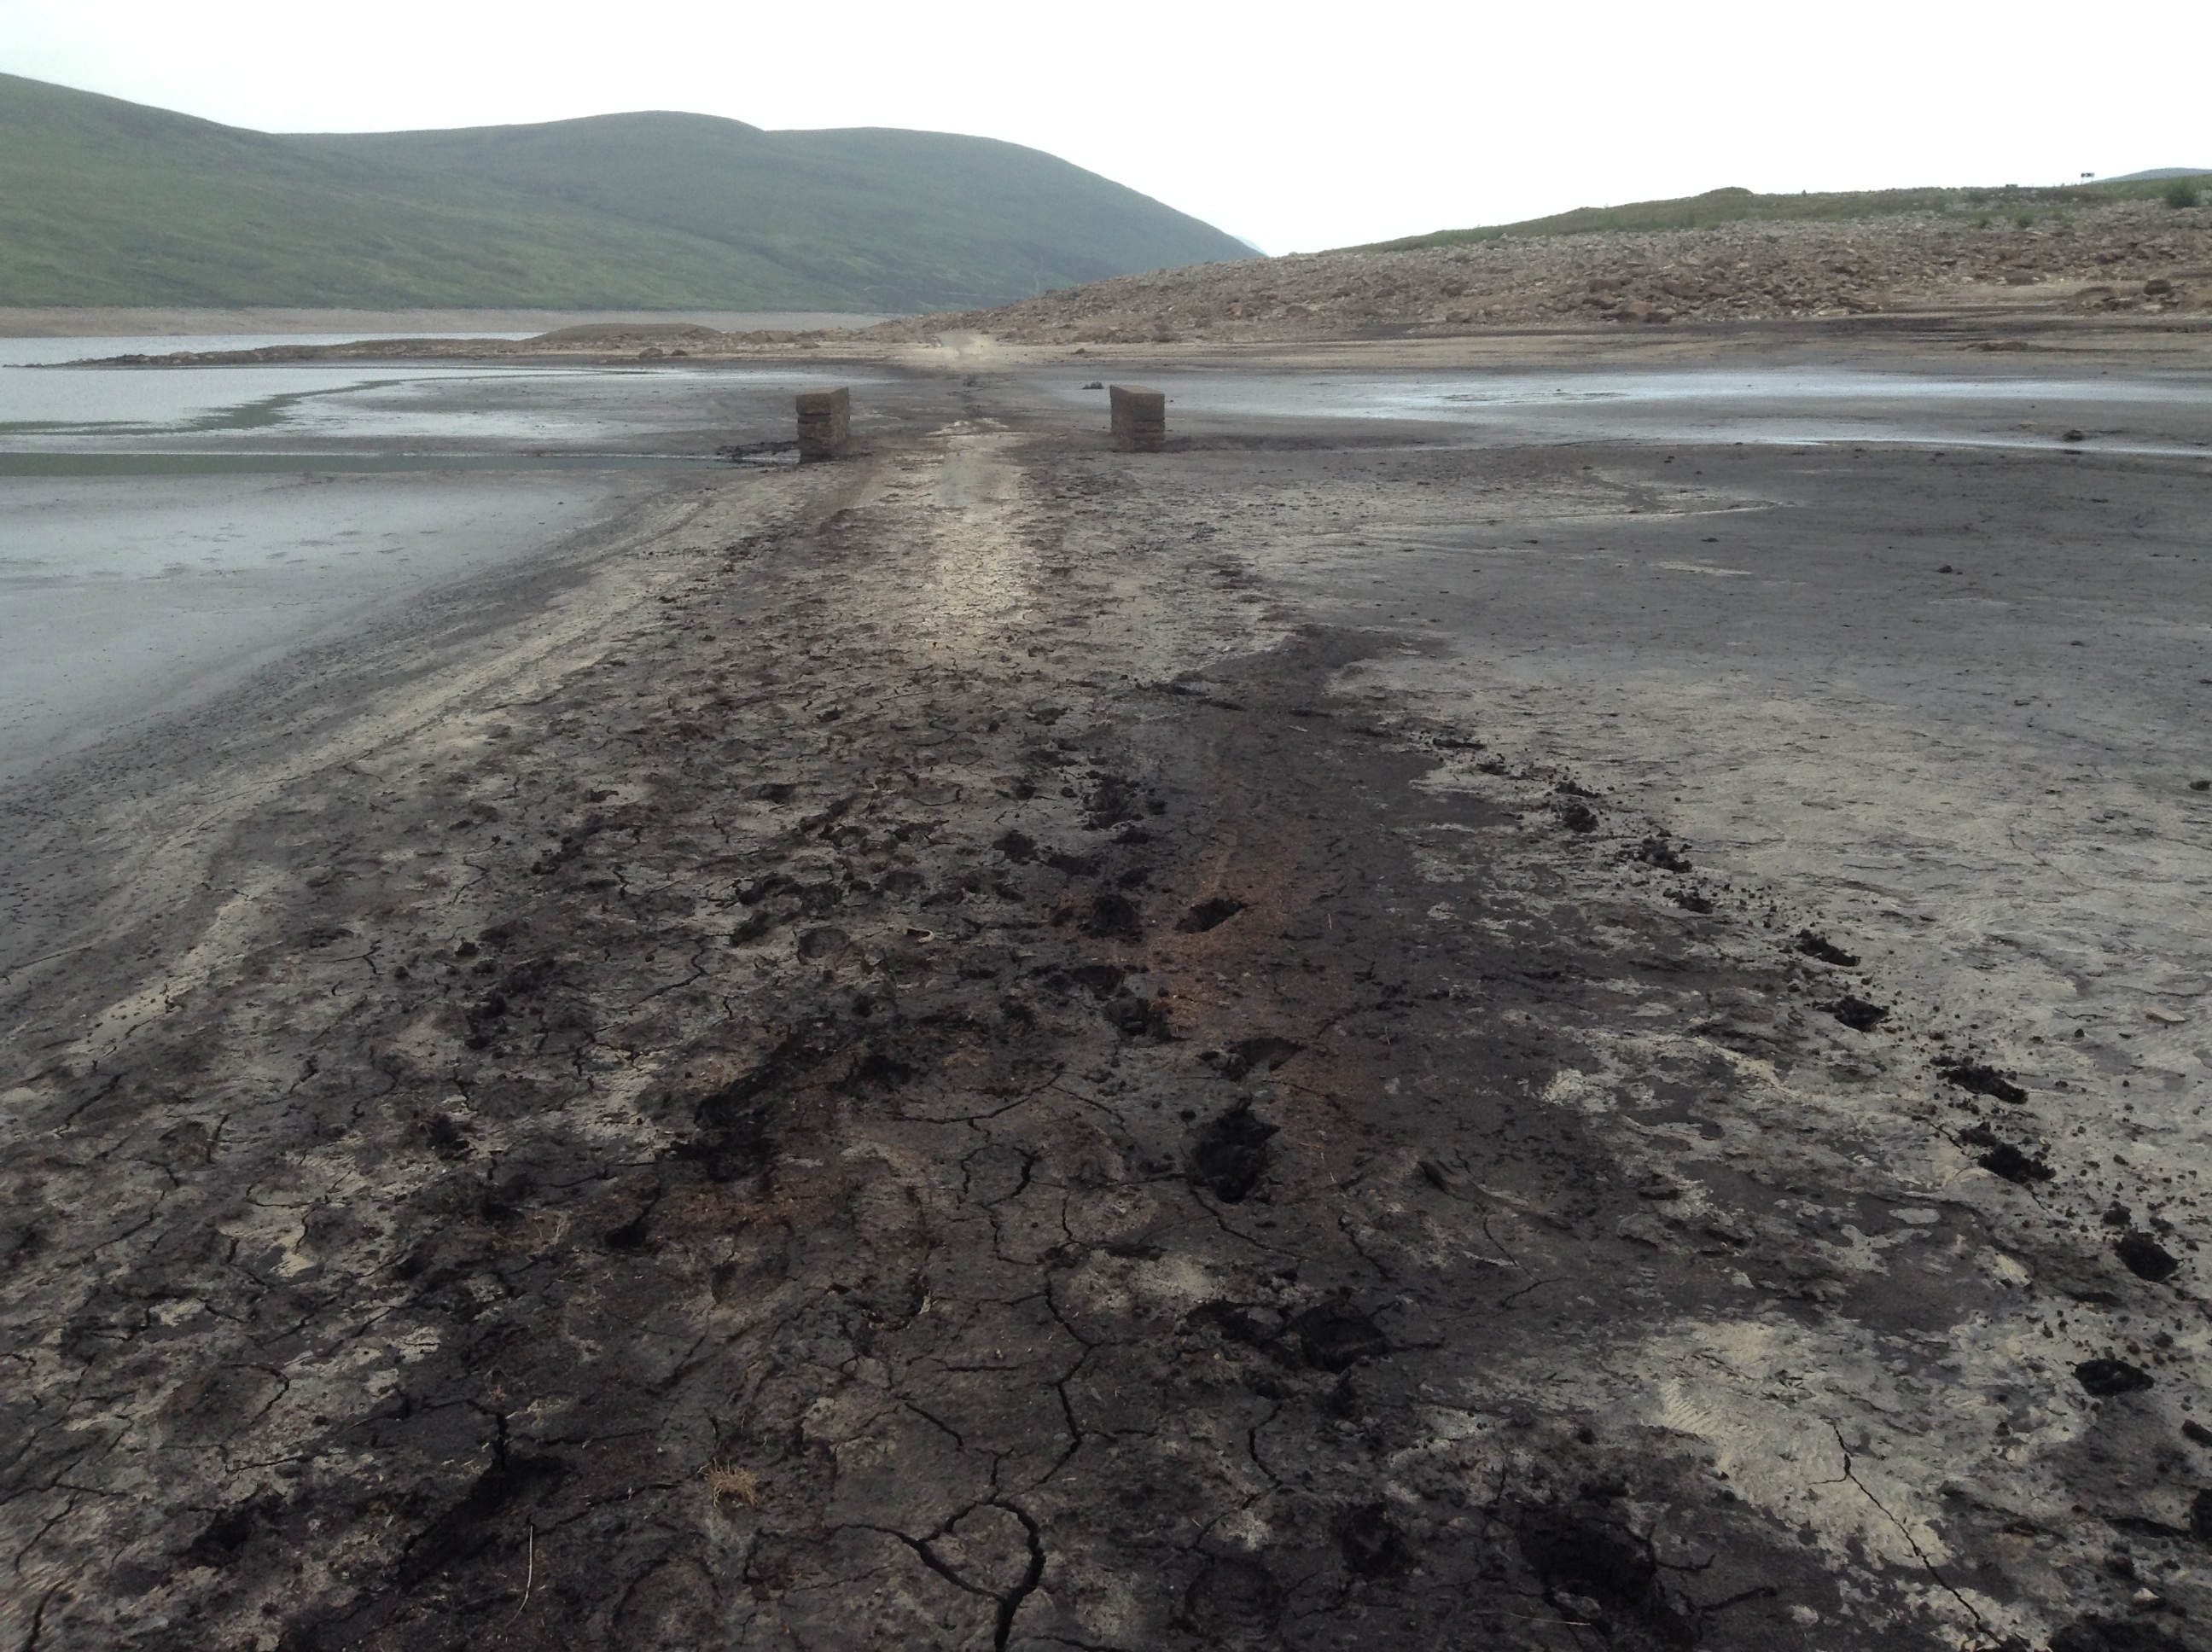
[{"left": 0, "top": 405, "right": 2202, "bottom": 1650}]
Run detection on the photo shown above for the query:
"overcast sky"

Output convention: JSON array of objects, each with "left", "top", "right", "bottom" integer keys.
[{"left": 3, "top": 0, "right": 2204, "bottom": 253}]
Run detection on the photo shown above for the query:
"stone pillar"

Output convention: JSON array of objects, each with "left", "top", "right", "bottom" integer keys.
[
  {"left": 1109, "top": 384, "right": 1167, "bottom": 452},
  {"left": 795, "top": 387, "right": 851, "bottom": 462}
]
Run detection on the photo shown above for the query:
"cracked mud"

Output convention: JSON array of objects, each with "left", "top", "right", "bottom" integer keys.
[{"left": 3, "top": 348, "right": 2212, "bottom": 1651}]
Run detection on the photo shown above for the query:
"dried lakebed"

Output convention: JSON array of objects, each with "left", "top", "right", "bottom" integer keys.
[{"left": 3, "top": 356, "right": 2211, "bottom": 1650}]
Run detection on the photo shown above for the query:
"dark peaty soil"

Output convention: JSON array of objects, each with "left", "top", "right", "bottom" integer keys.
[{"left": 0, "top": 417, "right": 2197, "bottom": 1651}]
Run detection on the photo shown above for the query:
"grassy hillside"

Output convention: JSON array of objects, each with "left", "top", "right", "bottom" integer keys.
[
  {"left": 1359, "top": 177, "right": 2212, "bottom": 252},
  {"left": 0, "top": 74, "right": 1251, "bottom": 311}
]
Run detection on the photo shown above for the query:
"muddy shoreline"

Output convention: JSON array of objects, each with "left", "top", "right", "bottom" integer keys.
[
  {"left": 0, "top": 310, "right": 892, "bottom": 340},
  {"left": 3, "top": 334, "right": 2211, "bottom": 1650}
]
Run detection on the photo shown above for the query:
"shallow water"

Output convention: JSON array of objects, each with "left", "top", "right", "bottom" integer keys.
[
  {"left": 0, "top": 340, "right": 882, "bottom": 778},
  {"left": 0, "top": 339, "right": 882, "bottom": 462},
  {"left": 0, "top": 333, "right": 531, "bottom": 365},
  {"left": 0, "top": 468, "right": 653, "bottom": 780},
  {"left": 0, "top": 335, "right": 528, "bottom": 440},
  {"left": 1055, "top": 364, "right": 2212, "bottom": 457},
  {"left": 15, "top": 348, "right": 2209, "bottom": 784}
]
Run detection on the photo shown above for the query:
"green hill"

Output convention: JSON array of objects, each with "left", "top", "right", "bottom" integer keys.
[
  {"left": 1358, "top": 176, "right": 2212, "bottom": 252},
  {"left": 0, "top": 73, "right": 1252, "bottom": 311}
]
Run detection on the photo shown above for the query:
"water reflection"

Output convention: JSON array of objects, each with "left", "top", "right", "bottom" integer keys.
[
  {"left": 1054, "top": 364, "right": 2212, "bottom": 457},
  {"left": 0, "top": 338, "right": 882, "bottom": 462}
]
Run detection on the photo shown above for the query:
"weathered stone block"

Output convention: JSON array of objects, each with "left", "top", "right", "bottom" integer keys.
[
  {"left": 795, "top": 387, "right": 851, "bottom": 461},
  {"left": 1109, "top": 384, "right": 1167, "bottom": 451}
]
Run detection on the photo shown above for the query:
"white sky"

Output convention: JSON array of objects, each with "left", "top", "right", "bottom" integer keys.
[{"left": 3, "top": 0, "right": 2205, "bottom": 253}]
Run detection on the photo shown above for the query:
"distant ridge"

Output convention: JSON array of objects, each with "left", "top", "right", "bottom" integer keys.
[
  {"left": 0, "top": 74, "right": 1252, "bottom": 311},
  {"left": 2100, "top": 167, "right": 2212, "bottom": 183},
  {"left": 1357, "top": 174, "right": 2212, "bottom": 252}
]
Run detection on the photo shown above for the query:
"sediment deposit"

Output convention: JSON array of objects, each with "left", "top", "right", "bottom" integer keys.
[{"left": 3, "top": 340, "right": 2211, "bottom": 1651}]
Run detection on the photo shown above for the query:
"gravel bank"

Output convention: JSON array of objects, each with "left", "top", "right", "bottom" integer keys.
[{"left": 873, "top": 201, "right": 2212, "bottom": 344}]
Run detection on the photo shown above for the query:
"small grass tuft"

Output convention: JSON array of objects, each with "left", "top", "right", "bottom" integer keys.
[{"left": 701, "top": 1463, "right": 763, "bottom": 1507}]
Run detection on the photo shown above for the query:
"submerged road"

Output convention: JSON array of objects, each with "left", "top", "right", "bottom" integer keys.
[{"left": 2, "top": 340, "right": 2209, "bottom": 1649}]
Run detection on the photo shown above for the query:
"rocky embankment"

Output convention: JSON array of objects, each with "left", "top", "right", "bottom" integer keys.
[
  {"left": 875, "top": 201, "right": 2212, "bottom": 344},
  {"left": 75, "top": 201, "right": 2212, "bottom": 369}
]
